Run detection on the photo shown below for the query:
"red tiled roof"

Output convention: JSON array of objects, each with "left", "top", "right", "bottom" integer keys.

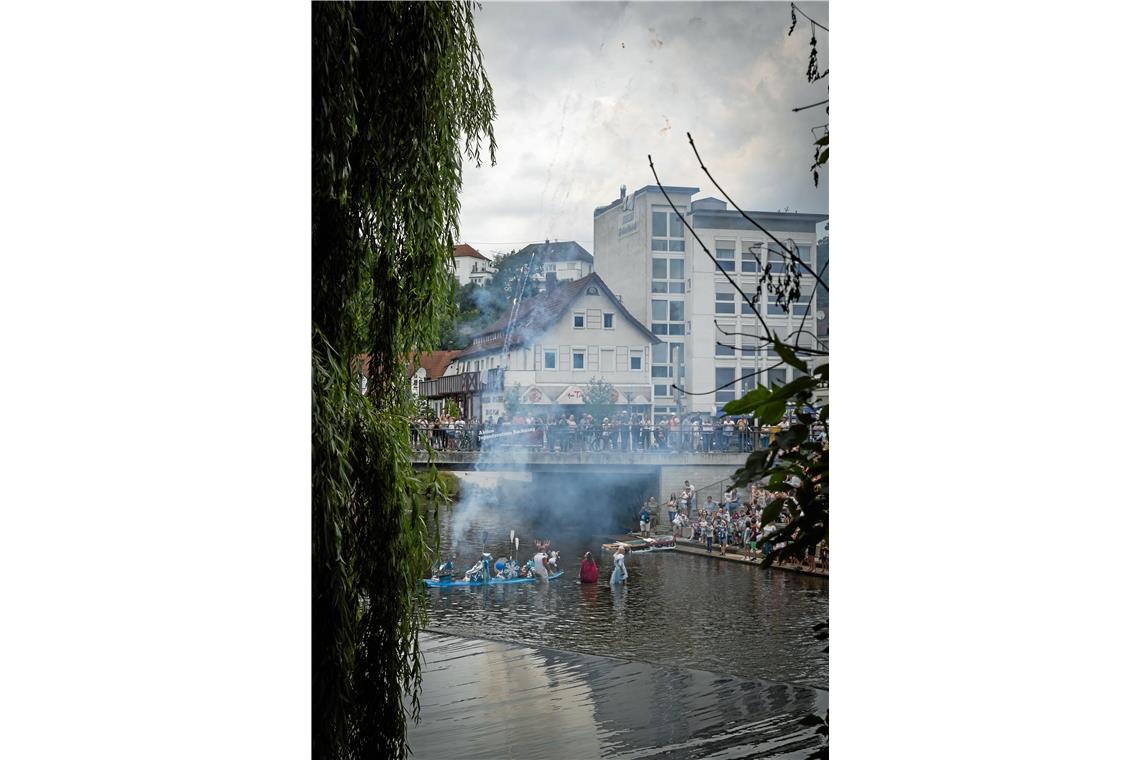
[{"left": 452, "top": 243, "right": 490, "bottom": 261}]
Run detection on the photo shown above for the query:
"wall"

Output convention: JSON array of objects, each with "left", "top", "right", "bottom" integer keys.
[
  {"left": 686, "top": 217, "right": 825, "bottom": 416},
  {"left": 529, "top": 285, "right": 654, "bottom": 399}
]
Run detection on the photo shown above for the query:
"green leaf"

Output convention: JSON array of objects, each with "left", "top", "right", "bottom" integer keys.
[
  {"left": 761, "top": 499, "right": 785, "bottom": 523},
  {"left": 773, "top": 342, "right": 809, "bottom": 372},
  {"left": 817, "top": 148, "right": 828, "bottom": 165},
  {"left": 758, "top": 400, "right": 787, "bottom": 425},
  {"left": 765, "top": 376, "right": 817, "bottom": 405},
  {"left": 814, "top": 134, "right": 828, "bottom": 147},
  {"left": 723, "top": 384, "right": 771, "bottom": 415}
]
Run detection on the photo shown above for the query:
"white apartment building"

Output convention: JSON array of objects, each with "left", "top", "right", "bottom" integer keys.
[
  {"left": 593, "top": 185, "right": 828, "bottom": 419},
  {"left": 451, "top": 243, "right": 494, "bottom": 287},
  {"left": 444, "top": 272, "right": 659, "bottom": 421}
]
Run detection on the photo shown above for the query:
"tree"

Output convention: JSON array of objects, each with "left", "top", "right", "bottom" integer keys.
[
  {"left": 312, "top": 3, "right": 495, "bottom": 759},
  {"left": 582, "top": 376, "right": 618, "bottom": 422},
  {"left": 503, "top": 382, "right": 523, "bottom": 419}
]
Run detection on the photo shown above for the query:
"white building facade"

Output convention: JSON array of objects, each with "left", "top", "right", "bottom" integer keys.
[
  {"left": 445, "top": 273, "right": 659, "bottom": 421},
  {"left": 451, "top": 243, "right": 494, "bottom": 287},
  {"left": 593, "top": 185, "right": 828, "bottom": 419}
]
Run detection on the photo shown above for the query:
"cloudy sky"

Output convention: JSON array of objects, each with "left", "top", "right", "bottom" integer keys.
[{"left": 457, "top": 1, "right": 829, "bottom": 257}]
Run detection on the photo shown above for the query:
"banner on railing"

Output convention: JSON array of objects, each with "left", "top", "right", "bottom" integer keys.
[{"left": 478, "top": 427, "right": 541, "bottom": 441}]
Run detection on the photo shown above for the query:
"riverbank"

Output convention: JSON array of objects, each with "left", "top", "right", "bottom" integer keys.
[{"left": 609, "top": 532, "right": 829, "bottom": 578}]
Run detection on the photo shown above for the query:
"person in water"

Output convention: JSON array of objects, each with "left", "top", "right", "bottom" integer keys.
[
  {"left": 579, "top": 551, "right": 599, "bottom": 584},
  {"left": 609, "top": 548, "right": 628, "bottom": 585},
  {"left": 532, "top": 548, "right": 550, "bottom": 582}
]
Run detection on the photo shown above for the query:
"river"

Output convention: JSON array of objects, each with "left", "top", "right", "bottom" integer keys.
[{"left": 411, "top": 476, "right": 828, "bottom": 757}]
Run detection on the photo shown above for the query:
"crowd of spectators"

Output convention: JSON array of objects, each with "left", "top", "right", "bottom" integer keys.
[
  {"left": 410, "top": 409, "right": 825, "bottom": 454},
  {"left": 662, "top": 481, "right": 827, "bottom": 572}
]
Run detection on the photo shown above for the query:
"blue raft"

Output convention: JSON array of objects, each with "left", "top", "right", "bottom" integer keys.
[{"left": 423, "top": 570, "right": 564, "bottom": 588}]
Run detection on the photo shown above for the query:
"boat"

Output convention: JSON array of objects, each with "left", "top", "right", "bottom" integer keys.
[
  {"left": 423, "top": 570, "right": 564, "bottom": 588},
  {"left": 602, "top": 535, "right": 677, "bottom": 554}
]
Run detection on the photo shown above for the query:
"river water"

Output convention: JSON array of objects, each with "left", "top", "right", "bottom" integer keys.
[
  {"left": 411, "top": 476, "right": 829, "bottom": 758},
  {"left": 424, "top": 487, "right": 828, "bottom": 688}
]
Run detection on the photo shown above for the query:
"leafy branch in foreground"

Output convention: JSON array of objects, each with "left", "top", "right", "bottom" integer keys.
[{"left": 789, "top": 2, "right": 829, "bottom": 185}]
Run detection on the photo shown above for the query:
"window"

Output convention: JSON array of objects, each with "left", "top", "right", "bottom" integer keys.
[
  {"left": 652, "top": 256, "right": 685, "bottom": 294},
  {"left": 544, "top": 349, "right": 557, "bottom": 369},
  {"left": 794, "top": 245, "right": 812, "bottom": 273},
  {"left": 716, "top": 341, "right": 735, "bottom": 356},
  {"left": 767, "top": 244, "right": 787, "bottom": 274},
  {"left": 741, "top": 242, "right": 760, "bottom": 273},
  {"left": 586, "top": 285, "right": 599, "bottom": 295},
  {"left": 767, "top": 367, "right": 787, "bottom": 388},
  {"left": 715, "top": 367, "right": 736, "bottom": 403},
  {"left": 630, "top": 350, "right": 643, "bottom": 370},
  {"left": 545, "top": 263, "right": 556, "bottom": 273},
  {"left": 715, "top": 244, "right": 736, "bottom": 272},
  {"left": 603, "top": 312, "right": 614, "bottom": 329},
  {"left": 652, "top": 341, "right": 683, "bottom": 381},
  {"left": 651, "top": 208, "right": 685, "bottom": 252},
  {"left": 792, "top": 294, "right": 811, "bottom": 317},
  {"left": 715, "top": 291, "right": 735, "bottom": 315},
  {"left": 600, "top": 348, "right": 615, "bottom": 372},
  {"left": 573, "top": 313, "right": 585, "bottom": 328},
  {"left": 766, "top": 294, "right": 785, "bottom": 317},
  {"left": 654, "top": 384, "right": 669, "bottom": 397},
  {"left": 572, "top": 351, "right": 585, "bottom": 369},
  {"left": 652, "top": 298, "right": 685, "bottom": 336}
]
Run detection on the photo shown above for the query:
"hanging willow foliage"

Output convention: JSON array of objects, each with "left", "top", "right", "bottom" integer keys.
[{"left": 312, "top": 3, "right": 495, "bottom": 759}]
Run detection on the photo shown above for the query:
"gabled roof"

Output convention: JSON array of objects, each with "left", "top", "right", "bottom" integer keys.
[
  {"left": 515, "top": 240, "right": 593, "bottom": 264},
  {"left": 452, "top": 243, "right": 490, "bottom": 261},
  {"left": 399, "top": 350, "right": 460, "bottom": 379},
  {"left": 455, "top": 272, "right": 659, "bottom": 358}
]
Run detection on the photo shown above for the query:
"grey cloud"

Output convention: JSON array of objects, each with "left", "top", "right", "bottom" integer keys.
[{"left": 459, "top": 2, "right": 829, "bottom": 252}]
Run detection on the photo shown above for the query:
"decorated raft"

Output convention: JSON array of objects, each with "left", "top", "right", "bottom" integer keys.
[
  {"left": 601, "top": 535, "right": 676, "bottom": 554},
  {"left": 423, "top": 570, "right": 564, "bottom": 589}
]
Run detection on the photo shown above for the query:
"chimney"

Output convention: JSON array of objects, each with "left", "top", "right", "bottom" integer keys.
[
  {"left": 620, "top": 184, "right": 626, "bottom": 200},
  {"left": 545, "top": 238, "right": 550, "bottom": 245}
]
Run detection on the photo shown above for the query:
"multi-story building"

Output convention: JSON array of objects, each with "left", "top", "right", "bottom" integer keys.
[
  {"left": 593, "top": 184, "right": 828, "bottom": 419},
  {"left": 514, "top": 240, "right": 594, "bottom": 288},
  {"left": 440, "top": 272, "right": 659, "bottom": 421},
  {"left": 451, "top": 243, "right": 494, "bottom": 287}
]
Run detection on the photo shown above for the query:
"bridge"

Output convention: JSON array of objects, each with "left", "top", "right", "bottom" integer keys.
[{"left": 412, "top": 448, "right": 752, "bottom": 507}]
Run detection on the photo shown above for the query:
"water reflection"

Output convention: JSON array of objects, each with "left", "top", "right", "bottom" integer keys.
[{"left": 409, "top": 632, "right": 828, "bottom": 759}]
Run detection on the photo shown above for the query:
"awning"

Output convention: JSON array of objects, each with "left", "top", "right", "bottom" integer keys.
[
  {"left": 555, "top": 385, "right": 585, "bottom": 404},
  {"left": 522, "top": 385, "right": 552, "bottom": 404}
]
